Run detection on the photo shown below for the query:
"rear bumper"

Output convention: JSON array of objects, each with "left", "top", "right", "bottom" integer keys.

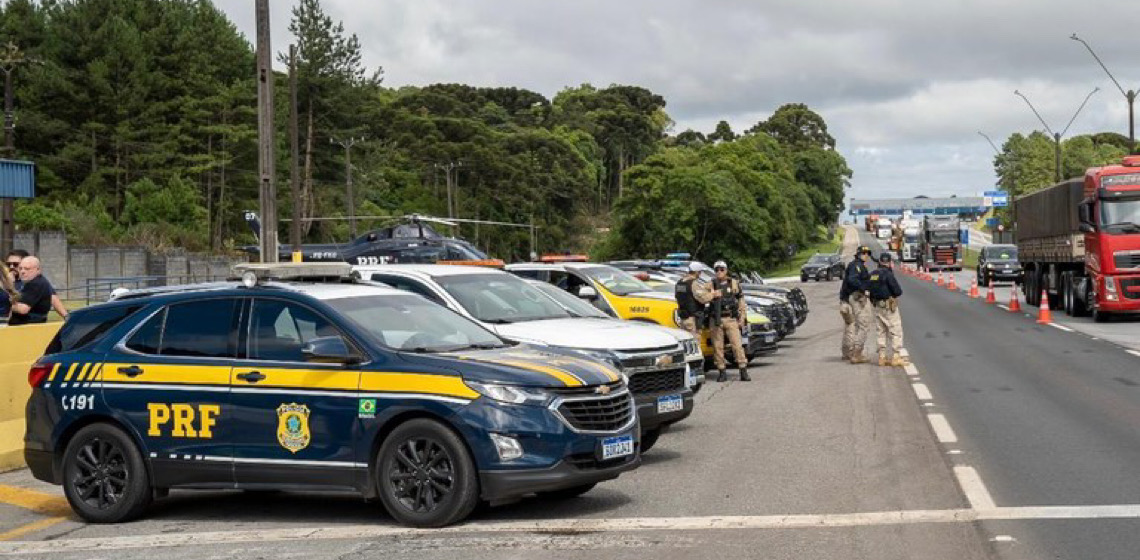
[
  {"left": 25, "top": 449, "right": 55, "bottom": 484},
  {"left": 479, "top": 453, "right": 640, "bottom": 501}
]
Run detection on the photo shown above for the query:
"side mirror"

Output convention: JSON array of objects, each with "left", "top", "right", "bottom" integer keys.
[
  {"left": 1079, "top": 223, "right": 1095, "bottom": 234},
  {"left": 302, "top": 336, "right": 359, "bottom": 365},
  {"left": 1078, "top": 200, "right": 1095, "bottom": 233},
  {"left": 577, "top": 286, "right": 598, "bottom": 300}
]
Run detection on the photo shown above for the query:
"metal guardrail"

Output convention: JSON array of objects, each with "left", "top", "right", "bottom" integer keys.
[{"left": 52, "top": 275, "right": 230, "bottom": 306}]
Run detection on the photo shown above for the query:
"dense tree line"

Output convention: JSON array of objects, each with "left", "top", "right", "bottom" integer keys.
[{"left": 1, "top": 0, "right": 851, "bottom": 268}]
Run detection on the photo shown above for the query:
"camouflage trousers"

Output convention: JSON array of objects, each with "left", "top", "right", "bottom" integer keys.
[
  {"left": 839, "top": 294, "right": 870, "bottom": 359},
  {"left": 874, "top": 300, "right": 905, "bottom": 358}
]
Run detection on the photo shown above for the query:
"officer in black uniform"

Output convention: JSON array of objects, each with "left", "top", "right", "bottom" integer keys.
[
  {"left": 839, "top": 246, "right": 873, "bottom": 363},
  {"left": 674, "top": 262, "right": 705, "bottom": 339}
]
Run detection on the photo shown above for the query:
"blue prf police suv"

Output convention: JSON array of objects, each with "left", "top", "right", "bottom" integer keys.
[{"left": 24, "top": 263, "right": 639, "bottom": 527}]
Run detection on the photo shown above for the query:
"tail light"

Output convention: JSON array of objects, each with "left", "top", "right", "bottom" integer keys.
[{"left": 28, "top": 362, "right": 54, "bottom": 388}]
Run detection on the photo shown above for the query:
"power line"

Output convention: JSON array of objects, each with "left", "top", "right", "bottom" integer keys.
[{"left": 330, "top": 135, "right": 365, "bottom": 237}]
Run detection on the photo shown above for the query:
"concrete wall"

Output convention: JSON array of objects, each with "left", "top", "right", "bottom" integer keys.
[{"left": 0, "top": 323, "right": 61, "bottom": 471}]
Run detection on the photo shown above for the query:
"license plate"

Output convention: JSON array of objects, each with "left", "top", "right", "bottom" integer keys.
[
  {"left": 764, "top": 332, "right": 777, "bottom": 344},
  {"left": 601, "top": 434, "right": 634, "bottom": 460},
  {"left": 657, "top": 394, "right": 683, "bottom": 414}
]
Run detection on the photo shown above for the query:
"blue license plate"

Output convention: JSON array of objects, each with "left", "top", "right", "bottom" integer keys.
[
  {"left": 657, "top": 394, "right": 683, "bottom": 413},
  {"left": 601, "top": 434, "right": 634, "bottom": 460}
]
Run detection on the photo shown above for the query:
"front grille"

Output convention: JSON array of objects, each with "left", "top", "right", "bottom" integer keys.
[
  {"left": 1115, "top": 252, "right": 1140, "bottom": 270},
  {"left": 628, "top": 368, "right": 685, "bottom": 395},
  {"left": 557, "top": 393, "right": 634, "bottom": 432},
  {"left": 618, "top": 349, "right": 684, "bottom": 370},
  {"left": 933, "top": 248, "right": 957, "bottom": 264},
  {"left": 1121, "top": 278, "right": 1140, "bottom": 300},
  {"left": 550, "top": 381, "right": 624, "bottom": 397}
]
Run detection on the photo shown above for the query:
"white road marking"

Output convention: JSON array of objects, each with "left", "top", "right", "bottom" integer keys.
[
  {"left": 912, "top": 383, "right": 933, "bottom": 401},
  {"left": 1048, "top": 323, "right": 1074, "bottom": 332},
  {"left": 927, "top": 413, "right": 958, "bottom": 443},
  {"left": 12, "top": 506, "right": 1140, "bottom": 554},
  {"left": 946, "top": 449, "right": 963, "bottom": 455},
  {"left": 922, "top": 402, "right": 935, "bottom": 407},
  {"left": 954, "top": 466, "right": 996, "bottom": 510},
  {"left": 899, "top": 348, "right": 909, "bottom": 358},
  {"left": 990, "top": 535, "right": 1017, "bottom": 543},
  {"left": 1126, "top": 350, "right": 1140, "bottom": 358},
  {"left": 903, "top": 363, "right": 919, "bottom": 376},
  {"left": 998, "top": 305, "right": 1009, "bottom": 311}
]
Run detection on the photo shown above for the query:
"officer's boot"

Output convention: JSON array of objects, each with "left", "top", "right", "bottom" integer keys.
[
  {"left": 716, "top": 369, "right": 728, "bottom": 382},
  {"left": 739, "top": 367, "right": 751, "bottom": 381},
  {"left": 891, "top": 354, "right": 909, "bottom": 367},
  {"left": 849, "top": 352, "right": 867, "bottom": 364},
  {"left": 878, "top": 353, "right": 888, "bottom": 367}
]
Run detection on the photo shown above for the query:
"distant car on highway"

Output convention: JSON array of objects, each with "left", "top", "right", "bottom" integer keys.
[
  {"left": 977, "top": 244, "right": 1023, "bottom": 285},
  {"left": 800, "top": 253, "right": 844, "bottom": 282}
]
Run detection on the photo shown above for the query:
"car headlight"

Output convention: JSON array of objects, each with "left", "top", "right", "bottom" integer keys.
[{"left": 465, "top": 381, "right": 553, "bottom": 406}]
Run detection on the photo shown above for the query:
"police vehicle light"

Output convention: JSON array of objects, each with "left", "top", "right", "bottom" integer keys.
[
  {"left": 28, "top": 362, "right": 53, "bottom": 388},
  {"left": 241, "top": 271, "right": 259, "bottom": 288},
  {"left": 489, "top": 433, "right": 524, "bottom": 461},
  {"left": 233, "top": 262, "right": 354, "bottom": 285},
  {"left": 465, "top": 381, "right": 552, "bottom": 406}
]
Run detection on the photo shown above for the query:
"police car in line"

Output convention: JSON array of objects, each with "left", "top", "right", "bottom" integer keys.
[
  {"left": 353, "top": 265, "right": 701, "bottom": 453},
  {"left": 24, "top": 263, "right": 640, "bottom": 528}
]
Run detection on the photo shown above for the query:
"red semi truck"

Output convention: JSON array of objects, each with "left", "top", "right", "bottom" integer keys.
[{"left": 1015, "top": 156, "right": 1140, "bottom": 321}]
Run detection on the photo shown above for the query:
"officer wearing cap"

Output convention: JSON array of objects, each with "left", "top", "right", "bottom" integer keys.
[
  {"left": 840, "top": 246, "right": 873, "bottom": 363},
  {"left": 708, "top": 260, "right": 749, "bottom": 382},
  {"left": 869, "top": 252, "right": 907, "bottom": 366},
  {"left": 674, "top": 262, "right": 706, "bottom": 339}
]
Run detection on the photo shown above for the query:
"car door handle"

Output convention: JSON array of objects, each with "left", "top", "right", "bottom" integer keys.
[
  {"left": 117, "top": 365, "right": 144, "bottom": 378},
  {"left": 236, "top": 371, "right": 266, "bottom": 383}
]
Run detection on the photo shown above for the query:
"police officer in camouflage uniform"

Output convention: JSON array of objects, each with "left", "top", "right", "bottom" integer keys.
[
  {"left": 870, "top": 252, "right": 907, "bottom": 366},
  {"left": 707, "top": 260, "right": 749, "bottom": 382},
  {"left": 840, "top": 246, "right": 873, "bottom": 363}
]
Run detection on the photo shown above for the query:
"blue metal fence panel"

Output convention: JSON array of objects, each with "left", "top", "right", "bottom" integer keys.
[{"left": 0, "top": 159, "right": 35, "bottom": 198}]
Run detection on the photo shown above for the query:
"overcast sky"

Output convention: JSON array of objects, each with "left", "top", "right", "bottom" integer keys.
[{"left": 217, "top": 0, "right": 1140, "bottom": 209}]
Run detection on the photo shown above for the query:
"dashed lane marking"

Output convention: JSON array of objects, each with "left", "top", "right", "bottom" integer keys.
[
  {"left": 912, "top": 383, "right": 933, "bottom": 401},
  {"left": 903, "top": 363, "right": 919, "bottom": 376},
  {"left": 1127, "top": 350, "right": 1140, "bottom": 358},
  {"left": 998, "top": 305, "right": 1009, "bottom": 311},
  {"left": 1048, "top": 323, "right": 1075, "bottom": 332},
  {"left": 927, "top": 413, "right": 958, "bottom": 444},
  {"left": 11, "top": 506, "right": 1140, "bottom": 554},
  {"left": 954, "top": 466, "right": 996, "bottom": 510}
]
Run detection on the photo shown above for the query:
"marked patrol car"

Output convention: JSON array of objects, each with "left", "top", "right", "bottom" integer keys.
[
  {"left": 24, "top": 263, "right": 640, "bottom": 528},
  {"left": 353, "top": 265, "right": 700, "bottom": 453}
]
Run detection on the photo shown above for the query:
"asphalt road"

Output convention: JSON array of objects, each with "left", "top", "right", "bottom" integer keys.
[
  {"left": 0, "top": 245, "right": 995, "bottom": 560},
  {"left": 861, "top": 229, "right": 1140, "bottom": 560}
]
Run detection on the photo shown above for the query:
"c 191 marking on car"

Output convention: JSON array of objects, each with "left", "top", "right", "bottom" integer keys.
[
  {"left": 60, "top": 394, "right": 95, "bottom": 411},
  {"left": 147, "top": 403, "right": 221, "bottom": 438}
]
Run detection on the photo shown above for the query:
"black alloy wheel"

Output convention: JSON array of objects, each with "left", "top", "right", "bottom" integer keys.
[
  {"left": 377, "top": 419, "right": 478, "bottom": 527},
  {"left": 62, "top": 424, "right": 151, "bottom": 523}
]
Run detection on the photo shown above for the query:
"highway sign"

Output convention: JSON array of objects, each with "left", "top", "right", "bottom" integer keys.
[{"left": 984, "top": 190, "right": 1008, "bottom": 208}]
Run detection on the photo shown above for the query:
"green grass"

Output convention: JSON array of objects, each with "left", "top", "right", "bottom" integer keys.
[
  {"left": 962, "top": 247, "right": 979, "bottom": 268},
  {"left": 762, "top": 231, "right": 843, "bottom": 278}
]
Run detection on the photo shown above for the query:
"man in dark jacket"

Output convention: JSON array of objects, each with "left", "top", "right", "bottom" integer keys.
[
  {"left": 839, "top": 246, "right": 872, "bottom": 363},
  {"left": 869, "top": 252, "right": 907, "bottom": 366},
  {"left": 9, "top": 256, "right": 53, "bottom": 326}
]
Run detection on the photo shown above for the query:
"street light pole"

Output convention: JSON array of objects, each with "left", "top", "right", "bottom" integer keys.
[
  {"left": 1071, "top": 33, "right": 1137, "bottom": 154},
  {"left": 1013, "top": 87, "right": 1099, "bottom": 183}
]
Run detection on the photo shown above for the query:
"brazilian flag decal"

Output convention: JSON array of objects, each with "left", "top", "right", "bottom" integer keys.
[{"left": 358, "top": 398, "right": 377, "bottom": 418}]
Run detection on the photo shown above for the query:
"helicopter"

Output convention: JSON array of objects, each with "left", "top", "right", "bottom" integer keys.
[{"left": 241, "top": 211, "right": 516, "bottom": 266}]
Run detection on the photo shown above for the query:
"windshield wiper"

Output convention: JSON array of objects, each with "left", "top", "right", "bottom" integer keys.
[
  {"left": 404, "top": 346, "right": 440, "bottom": 354},
  {"left": 482, "top": 318, "right": 515, "bottom": 324},
  {"left": 1103, "top": 222, "right": 1140, "bottom": 233}
]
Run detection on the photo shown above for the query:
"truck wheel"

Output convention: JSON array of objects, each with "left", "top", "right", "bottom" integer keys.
[
  {"left": 62, "top": 423, "right": 152, "bottom": 523},
  {"left": 640, "top": 429, "right": 661, "bottom": 453},
  {"left": 376, "top": 419, "right": 480, "bottom": 528}
]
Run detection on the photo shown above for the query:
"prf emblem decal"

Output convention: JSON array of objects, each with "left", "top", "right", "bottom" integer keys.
[
  {"left": 276, "top": 403, "right": 311, "bottom": 453},
  {"left": 358, "top": 398, "right": 377, "bottom": 418}
]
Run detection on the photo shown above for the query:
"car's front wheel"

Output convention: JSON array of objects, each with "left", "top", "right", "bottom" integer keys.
[
  {"left": 376, "top": 419, "right": 479, "bottom": 528},
  {"left": 62, "top": 423, "right": 152, "bottom": 523}
]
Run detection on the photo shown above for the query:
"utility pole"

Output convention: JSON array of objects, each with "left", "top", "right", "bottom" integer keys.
[
  {"left": 255, "top": 0, "right": 278, "bottom": 263},
  {"left": 330, "top": 135, "right": 364, "bottom": 237},
  {"left": 433, "top": 160, "right": 463, "bottom": 220},
  {"left": 1, "top": 42, "right": 31, "bottom": 256},
  {"left": 288, "top": 45, "right": 301, "bottom": 262},
  {"left": 1014, "top": 87, "right": 1099, "bottom": 183},
  {"left": 1071, "top": 34, "right": 1137, "bottom": 154}
]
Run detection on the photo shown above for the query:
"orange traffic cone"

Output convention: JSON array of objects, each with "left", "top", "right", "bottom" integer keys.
[
  {"left": 1036, "top": 289, "right": 1052, "bottom": 324},
  {"left": 985, "top": 279, "right": 996, "bottom": 304},
  {"left": 1009, "top": 286, "right": 1022, "bottom": 312},
  {"left": 937, "top": 271, "right": 945, "bottom": 286},
  {"left": 969, "top": 278, "right": 979, "bottom": 298},
  {"left": 947, "top": 273, "right": 958, "bottom": 291}
]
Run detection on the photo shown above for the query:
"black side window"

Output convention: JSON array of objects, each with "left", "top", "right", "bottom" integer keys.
[
  {"left": 249, "top": 299, "right": 344, "bottom": 362},
  {"left": 371, "top": 274, "right": 445, "bottom": 305},
  {"left": 125, "top": 300, "right": 238, "bottom": 358},
  {"left": 46, "top": 304, "right": 143, "bottom": 355}
]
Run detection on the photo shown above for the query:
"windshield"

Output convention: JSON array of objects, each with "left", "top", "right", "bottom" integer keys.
[
  {"left": 579, "top": 265, "right": 655, "bottom": 296},
  {"left": 806, "top": 256, "right": 829, "bottom": 265},
  {"left": 530, "top": 281, "right": 610, "bottom": 318},
  {"left": 904, "top": 234, "right": 918, "bottom": 243},
  {"left": 929, "top": 230, "right": 959, "bottom": 243},
  {"left": 1100, "top": 198, "right": 1140, "bottom": 233},
  {"left": 983, "top": 246, "right": 1018, "bottom": 261},
  {"left": 435, "top": 273, "right": 572, "bottom": 323},
  {"left": 325, "top": 294, "right": 505, "bottom": 352}
]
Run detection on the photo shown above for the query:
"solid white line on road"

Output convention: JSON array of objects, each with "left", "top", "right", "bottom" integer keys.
[
  {"left": 927, "top": 413, "right": 958, "bottom": 443},
  {"left": 954, "top": 466, "right": 996, "bottom": 510},
  {"left": 13, "top": 505, "right": 1140, "bottom": 555},
  {"left": 903, "top": 363, "right": 919, "bottom": 376},
  {"left": 912, "top": 383, "right": 933, "bottom": 401},
  {"left": 1126, "top": 350, "right": 1140, "bottom": 358},
  {"left": 1048, "top": 323, "right": 1075, "bottom": 332}
]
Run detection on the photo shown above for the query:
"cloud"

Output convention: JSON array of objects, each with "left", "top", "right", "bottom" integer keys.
[{"left": 215, "top": 0, "right": 1140, "bottom": 201}]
